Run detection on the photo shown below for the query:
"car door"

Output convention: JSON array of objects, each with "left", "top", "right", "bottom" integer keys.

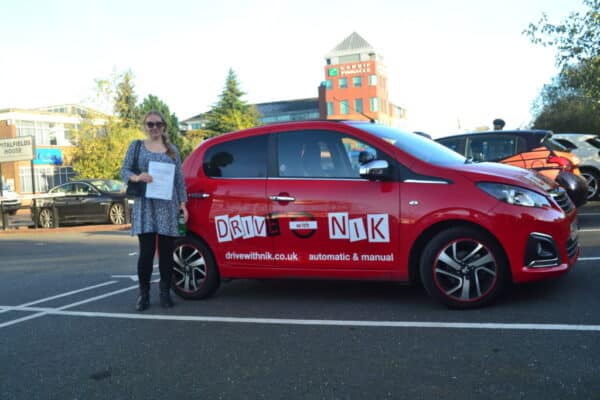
[
  {"left": 75, "top": 183, "right": 105, "bottom": 220},
  {"left": 49, "top": 183, "right": 80, "bottom": 221},
  {"left": 266, "top": 129, "right": 400, "bottom": 275},
  {"left": 186, "top": 134, "right": 272, "bottom": 271}
]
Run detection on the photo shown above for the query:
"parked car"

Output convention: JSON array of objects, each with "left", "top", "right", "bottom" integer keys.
[
  {"left": 173, "top": 120, "right": 579, "bottom": 309},
  {"left": 34, "top": 179, "right": 130, "bottom": 228},
  {"left": 436, "top": 130, "right": 588, "bottom": 207},
  {"left": 1, "top": 184, "right": 21, "bottom": 216},
  {"left": 552, "top": 133, "right": 600, "bottom": 200}
]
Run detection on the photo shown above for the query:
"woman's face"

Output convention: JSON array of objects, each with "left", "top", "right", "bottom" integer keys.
[{"left": 144, "top": 114, "right": 165, "bottom": 140}]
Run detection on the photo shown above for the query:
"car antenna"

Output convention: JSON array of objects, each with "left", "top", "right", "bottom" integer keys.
[{"left": 332, "top": 96, "right": 376, "bottom": 123}]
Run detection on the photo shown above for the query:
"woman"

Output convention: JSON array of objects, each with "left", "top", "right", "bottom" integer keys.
[{"left": 121, "top": 110, "right": 188, "bottom": 311}]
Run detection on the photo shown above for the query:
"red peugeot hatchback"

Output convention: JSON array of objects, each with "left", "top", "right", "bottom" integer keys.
[{"left": 174, "top": 121, "right": 579, "bottom": 308}]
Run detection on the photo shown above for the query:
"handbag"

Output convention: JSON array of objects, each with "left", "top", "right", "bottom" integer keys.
[{"left": 126, "top": 140, "right": 146, "bottom": 197}]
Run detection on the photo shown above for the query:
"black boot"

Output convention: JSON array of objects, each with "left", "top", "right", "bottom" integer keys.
[
  {"left": 159, "top": 281, "right": 174, "bottom": 308},
  {"left": 136, "top": 285, "right": 150, "bottom": 311}
]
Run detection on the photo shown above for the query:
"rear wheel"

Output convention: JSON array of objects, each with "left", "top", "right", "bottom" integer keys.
[
  {"left": 38, "top": 208, "right": 55, "bottom": 228},
  {"left": 420, "top": 227, "right": 507, "bottom": 309},
  {"left": 108, "top": 203, "right": 126, "bottom": 225},
  {"left": 581, "top": 169, "right": 600, "bottom": 200},
  {"left": 172, "top": 236, "right": 220, "bottom": 299}
]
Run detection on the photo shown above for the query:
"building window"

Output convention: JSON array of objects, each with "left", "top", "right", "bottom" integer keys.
[
  {"left": 323, "top": 80, "right": 332, "bottom": 90},
  {"left": 370, "top": 97, "right": 379, "bottom": 112},
  {"left": 369, "top": 75, "right": 377, "bottom": 86},
  {"left": 340, "top": 100, "right": 349, "bottom": 115},
  {"left": 327, "top": 102, "right": 334, "bottom": 116},
  {"left": 352, "top": 76, "right": 362, "bottom": 87},
  {"left": 354, "top": 99, "right": 363, "bottom": 113},
  {"left": 339, "top": 78, "right": 348, "bottom": 89}
]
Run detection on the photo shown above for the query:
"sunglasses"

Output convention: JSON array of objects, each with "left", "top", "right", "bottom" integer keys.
[{"left": 146, "top": 121, "right": 165, "bottom": 129}]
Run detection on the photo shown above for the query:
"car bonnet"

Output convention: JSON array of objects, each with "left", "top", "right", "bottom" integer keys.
[{"left": 449, "top": 161, "right": 557, "bottom": 193}]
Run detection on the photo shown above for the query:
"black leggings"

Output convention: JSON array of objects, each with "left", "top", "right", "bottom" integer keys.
[{"left": 137, "top": 233, "right": 175, "bottom": 287}]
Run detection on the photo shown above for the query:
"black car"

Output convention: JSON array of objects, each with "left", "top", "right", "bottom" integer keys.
[
  {"left": 436, "top": 130, "right": 589, "bottom": 207},
  {"left": 35, "top": 179, "right": 130, "bottom": 228}
]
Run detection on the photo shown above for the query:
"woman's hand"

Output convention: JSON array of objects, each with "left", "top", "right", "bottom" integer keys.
[{"left": 133, "top": 173, "right": 153, "bottom": 183}]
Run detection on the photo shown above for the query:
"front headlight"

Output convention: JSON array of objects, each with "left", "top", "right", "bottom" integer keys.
[{"left": 477, "top": 182, "right": 551, "bottom": 208}]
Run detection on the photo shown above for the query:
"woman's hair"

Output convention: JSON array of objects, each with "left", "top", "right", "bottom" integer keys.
[{"left": 142, "top": 110, "right": 176, "bottom": 160}]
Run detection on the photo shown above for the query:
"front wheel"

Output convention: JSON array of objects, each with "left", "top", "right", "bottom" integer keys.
[
  {"left": 108, "top": 203, "right": 126, "bottom": 225},
  {"left": 38, "top": 208, "right": 56, "bottom": 228},
  {"left": 420, "top": 227, "right": 508, "bottom": 309},
  {"left": 172, "top": 236, "right": 220, "bottom": 299},
  {"left": 581, "top": 169, "right": 600, "bottom": 200}
]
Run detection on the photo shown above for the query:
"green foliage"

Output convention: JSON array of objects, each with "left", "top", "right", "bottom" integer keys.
[
  {"left": 71, "top": 120, "right": 143, "bottom": 179},
  {"left": 114, "top": 70, "right": 139, "bottom": 127},
  {"left": 525, "top": 0, "right": 599, "bottom": 67},
  {"left": 526, "top": 0, "right": 600, "bottom": 132},
  {"left": 205, "top": 69, "right": 260, "bottom": 136},
  {"left": 532, "top": 95, "right": 600, "bottom": 132}
]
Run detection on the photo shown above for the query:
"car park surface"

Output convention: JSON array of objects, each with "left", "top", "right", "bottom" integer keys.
[
  {"left": 436, "top": 129, "right": 589, "bottom": 207},
  {"left": 0, "top": 201, "right": 599, "bottom": 399},
  {"left": 174, "top": 121, "right": 579, "bottom": 309}
]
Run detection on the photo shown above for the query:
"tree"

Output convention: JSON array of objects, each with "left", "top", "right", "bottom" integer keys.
[
  {"left": 205, "top": 69, "right": 260, "bottom": 136},
  {"left": 70, "top": 120, "right": 142, "bottom": 179},
  {"left": 525, "top": 0, "right": 600, "bottom": 131},
  {"left": 525, "top": 0, "right": 599, "bottom": 67},
  {"left": 114, "top": 70, "right": 139, "bottom": 127}
]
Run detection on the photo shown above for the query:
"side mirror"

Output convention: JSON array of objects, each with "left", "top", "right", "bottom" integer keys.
[
  {"left": 358, "top": 150, "right": 375, "bottom": 164},
  {"left": 359, "top": 160, "right": 389, "bottom": 180}
]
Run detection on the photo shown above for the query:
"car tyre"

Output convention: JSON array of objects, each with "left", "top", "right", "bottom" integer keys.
[
  {"left": 172, "top": 236, "right": 220, "bottom": 299},
  {"left": 38, "top": 208, "right": 55, "bottom": 228},
  {"left": 108, "top": 203, "right": 126, "bottom": 225},
  {"left": 420, "top": 227, "right": 507, "bottom": 309},
  {"left": 581, "top": 168, "right": 600, "bottom": 200}
]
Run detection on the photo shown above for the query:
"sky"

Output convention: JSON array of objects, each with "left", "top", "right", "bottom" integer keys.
[{"left": 0, "top": 0, "right": 587, "bottom": 137}]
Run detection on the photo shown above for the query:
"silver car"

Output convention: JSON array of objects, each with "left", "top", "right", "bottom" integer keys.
[{"left": 553, "top": 133, "right": 600, "bottom": 200}]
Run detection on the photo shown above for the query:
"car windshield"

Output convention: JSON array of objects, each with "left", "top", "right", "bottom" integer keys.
[
  {"left": 89, "top": 179, "right": 125, "bottom": 193},
  {"left": 352, "top": 123, "right": 467, "bottom": 165}
]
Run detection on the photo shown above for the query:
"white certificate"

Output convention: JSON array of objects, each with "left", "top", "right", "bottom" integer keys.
[{"left": 145, "top": 161, "right": 175, "bottom": 200}]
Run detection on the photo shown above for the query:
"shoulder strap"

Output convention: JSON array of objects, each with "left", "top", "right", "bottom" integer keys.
[{"left": 132, "top": 140, "right": 142, "bottom": 170}]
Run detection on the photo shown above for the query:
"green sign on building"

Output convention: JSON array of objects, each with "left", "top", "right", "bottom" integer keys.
[{"left": 328, "top": 68, "right": 338, "bottom": 77}]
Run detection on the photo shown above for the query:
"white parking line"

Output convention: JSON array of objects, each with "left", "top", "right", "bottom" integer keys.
[
  {"left": 579, "top": 228, "right": 600, "bottom": 232},
  {"left": 2, "top": 306, "right": 600, "bottom": 332},
  {"left": 0, "top": 283, "right": 138, "bottom": 329},
  {"left": 0, "top": 280, "right": 117, "bottom": 316},
  {"left": 579, "top": 257, "right": 600, "bottom": 261}
]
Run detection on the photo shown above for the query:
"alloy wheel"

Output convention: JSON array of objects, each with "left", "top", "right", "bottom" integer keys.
[
  {"left": 582, "top": 171, "right": 599, "bottom": 200},
  {"left": 172, "top": 243, "right": 207, "bottom": 294},
  {"left": 109, "top": 203, "right": 126, "bottom": 225},
  {"left": 433, "top": 239, "right": 498, "bottom": 303},
  {"left": 38, "top": 208, "right": 54, "bottom": 228}
]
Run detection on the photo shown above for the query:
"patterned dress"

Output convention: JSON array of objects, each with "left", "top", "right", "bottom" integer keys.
[{"left": 120, "top": 140, "right": 187, "bottom": 237}]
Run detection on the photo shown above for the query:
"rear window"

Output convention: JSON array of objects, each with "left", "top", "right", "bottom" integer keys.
[
  {"left": 203, "top": 135, "right": 267, "bottom": 178},
  {"left": 542, "top": 136, "right": 570, "bottom": 152}
]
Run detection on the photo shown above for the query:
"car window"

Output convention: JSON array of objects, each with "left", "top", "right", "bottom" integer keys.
[
  {"left": 554, "top": 138, "right": 577, "bottom": 150},
  {"left": 436, "top": 137, "right": 464, "bottom": 155},
  {"left": 277, "top": 130, "right": 382, "bottom": 179},
  {"left": 467, "top": 135, "right": 524, "bottom": 162},
  {"left": 542, "top": 136, "right": 569, "bottom": 152},
  {"left": 202, "top": 135, "right": 267, "bottom": 178},
  {"left": 50, "top": 184, "right": 74, "bottom": 194},
  {"left": 75, "top": 183, "right": 92, "bottom": 194},
  {"left": 587, "top": 137, "right": 600, "bottom": 149}
]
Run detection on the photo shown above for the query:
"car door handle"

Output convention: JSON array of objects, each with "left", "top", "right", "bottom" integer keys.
[
  {"left": 189, "top": 193, "right": 210, "bottom": 199},
  {"left": 269, "top": 195, "right": 296, "bottom": 202}
]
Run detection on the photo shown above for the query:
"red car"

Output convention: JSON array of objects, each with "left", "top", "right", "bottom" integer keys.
[{"left": 175, "top": 121, "right": 579, "bottom": 308}]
